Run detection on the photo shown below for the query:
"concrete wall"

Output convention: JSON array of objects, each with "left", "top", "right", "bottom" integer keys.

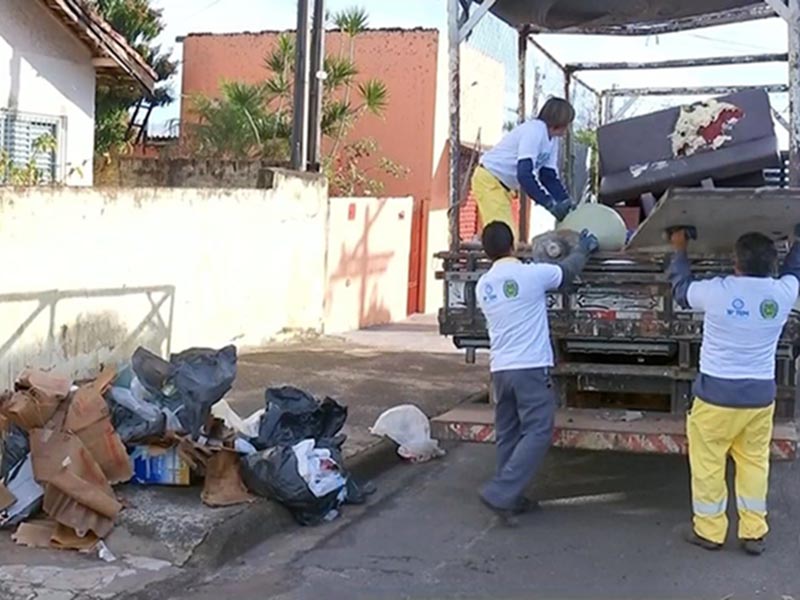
[
  {"left": 324, "top": 197, "right": 413, "bottom": 334},
  {"left": 0, "top": 0, "right": 96, "bottom": 185},
  {"left": 0, "top": 171, "right": 328, "bottom": 389},
  {"left": 103, "top": 157, "right": 289, "bottom": 189}
]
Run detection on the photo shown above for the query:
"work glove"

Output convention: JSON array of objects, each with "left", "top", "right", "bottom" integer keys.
[
  {"left": 578, "top": 229, "right": 600, "bottom": 254},
  {"left": 549, "top": 199, "right": 573, "bottom": 222},
  {"left": 666, "top": 226, "right": 697, "bottom": 251}
]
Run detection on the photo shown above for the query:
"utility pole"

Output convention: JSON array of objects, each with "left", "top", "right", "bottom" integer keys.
[
  {"left": 291, "top": 0, "right": 312, "bottom": 171},
  {"left": 306, "top": 0, "right": 326, "bottom": 172}
]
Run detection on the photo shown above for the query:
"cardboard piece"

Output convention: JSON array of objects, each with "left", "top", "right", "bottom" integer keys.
[
  {"left": 0, "top": 482, "right": 15, "bottom": 511},
  {"left": 51, "top": 522, "right": 99, "bottom": 551},
  {"left": 11, "top": 520, "right": 98, "bottom": 551},
  {"left": 12, "top": 520, "right": 56, "bottom": 548},
  {"left": 2, "top": 389, "right": 62, "bottom": 431},
  {"left": 201, "top": 450, "right": 254, "bottom": 508},
  {"left": 1, "top": 370, "right": 72, "bottom": 431},
  {"left": 175, "top": 436, "right": 215, "bottom": 473},
  {"left": 64, "top": 368, "right": 115, "bottom": 432},
  {"left": 17, "top": 370, "right": 72, "bottom": 400},
  {"left": 63, "top": 368, "right": 132, "bottom": 485},
  {"left": 30, "top": 429, "right": 120, "bottom": 539}
]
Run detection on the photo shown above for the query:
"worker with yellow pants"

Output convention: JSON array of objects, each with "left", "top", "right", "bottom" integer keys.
[
  {"left": 669, "top": 226, "right": 800, "bottom": 556},
  {"left": 473, "top": 98, "right": 576, "bottom": 240}
]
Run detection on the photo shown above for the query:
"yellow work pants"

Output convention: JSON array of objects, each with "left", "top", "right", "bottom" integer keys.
[
  {"left": 471, "top": 166, "right": 516, "bottom": 240},
  {"left": 687, "top": 397, "right": 774, "bottom": 544}
]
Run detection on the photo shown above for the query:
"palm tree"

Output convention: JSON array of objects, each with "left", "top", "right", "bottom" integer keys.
[{"left": 190, "top": 5, "right": 402, "bottom": 194}]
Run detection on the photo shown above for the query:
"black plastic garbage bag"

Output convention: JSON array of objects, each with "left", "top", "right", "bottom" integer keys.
[
  {"left": 241, "top": 439, "right": 351, "bottom": 526},
  {"left": 0, "top": 425, "right": 29, "bottom": 480},
  {"left": 130, "top": 345, "right": 238, "bottom": 438},
  {"left": 107, "top": 399, "right": 168, "bottom": 444},
  {"left": 171, "top": 345, "right": 238, "bottom": 437},
  {"left": 254, "top": 386, "right": 347, "bottom": 450},
  {"left": 131, "top": 347, "right": 174, "bottom": 397}
]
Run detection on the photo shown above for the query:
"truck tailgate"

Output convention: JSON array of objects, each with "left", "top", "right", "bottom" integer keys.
[{"left": 627, "top": 188, "right": 800, "bottom": 253}]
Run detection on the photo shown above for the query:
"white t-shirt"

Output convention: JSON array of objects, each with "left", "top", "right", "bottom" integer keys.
[
  {"left": 477, "top": 258, "right": 563, "bottom": 373},
  {"left": 688, "top": 275, "right": 800, "bottom": 380},
  {"left": 480, "top": 119, "right": 560, "bottom": 191}
]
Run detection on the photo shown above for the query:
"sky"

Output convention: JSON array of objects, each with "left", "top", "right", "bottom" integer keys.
[{"left": 148, "top": 1, "right": 791, "bottom": 146}]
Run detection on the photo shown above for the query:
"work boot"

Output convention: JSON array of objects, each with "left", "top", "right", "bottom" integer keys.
[
  {"left": 741, "top": 538, "right": 766, "bottom": 556},
  {"left": 479, "top": 494, "right": 519, "bottom": 527},
  {"left": 512, "top": 497, "right": 541, "bottom": 515},
  {"left": 683, "top": 526, "right": 722, "bottom": 551}
]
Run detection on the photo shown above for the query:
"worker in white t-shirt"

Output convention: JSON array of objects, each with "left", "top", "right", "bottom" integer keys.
[
  {"left": 473, "top": 98, "right": 576, "bottom": 241},
  {"left": 476, "top": 220, "right": 598, "bottom": 523},
  {"left": 669, "top": 226, "right": 800, "bottom": 556}
]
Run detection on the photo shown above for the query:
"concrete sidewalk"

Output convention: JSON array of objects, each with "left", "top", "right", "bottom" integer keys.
[{"left": 0, "top": 317, "right": 488, "bottom": 600}]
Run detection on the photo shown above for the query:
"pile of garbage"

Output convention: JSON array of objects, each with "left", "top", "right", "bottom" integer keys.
[
  {"left": 0, "top": 345, "right": 376, "bottom": 554},
  {"left": 237, "top": 386, "right": 374, "bottom": 526},
  {"left": 0, "top": 345, "right": 245, "bottom": 554}
]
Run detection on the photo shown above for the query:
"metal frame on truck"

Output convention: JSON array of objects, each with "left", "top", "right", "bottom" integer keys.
[
  {"left": 435, "top": 0, "right": 800, "bottom": 458},
  {"left": 446, "top": 0, "right": 800, "bottom": 247}
]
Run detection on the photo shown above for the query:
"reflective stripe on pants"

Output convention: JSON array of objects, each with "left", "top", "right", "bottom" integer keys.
[
  {"left": 471, "top": 166, "right": 516, "bottom": 240},
  {"left": 687, "top": 398, "right": 774, "bottom": 544}
]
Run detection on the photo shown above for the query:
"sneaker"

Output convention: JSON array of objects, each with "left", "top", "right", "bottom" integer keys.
[
  {"left": 741, "top": 538, "right": 766, "bottom": 556},
  {"left": 479, "top": 494, "right": 519, "bottom": 527},
  {"left": 683, "top": 526, "right": 722, "bottom": 551},
  {"left": 512, "top": 497, "right": 541, "bottom": 515}
]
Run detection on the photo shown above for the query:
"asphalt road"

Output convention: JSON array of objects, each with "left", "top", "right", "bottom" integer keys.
[{"left": 162, "top": 444, "right": 800, "bottom": 600}]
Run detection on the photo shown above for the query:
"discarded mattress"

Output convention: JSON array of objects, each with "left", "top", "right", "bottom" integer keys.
[{"left": 598, "top": 89, "right": 780, "bottom": 204}]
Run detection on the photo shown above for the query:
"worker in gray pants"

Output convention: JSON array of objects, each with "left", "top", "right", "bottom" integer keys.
[{"left": 476, "top": 221, "right": 598, "bottom": 523}]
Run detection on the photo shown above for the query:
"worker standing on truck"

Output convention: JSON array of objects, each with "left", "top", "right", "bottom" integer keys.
[
  {"left": 472, "top": 98, "right": 576, "bottom": 242},
  {"left": 477, "top": 221, "right": 598, "bottom": 523},
  {"left": 669, "top": 226, "right": 800, "bottom": 555}
]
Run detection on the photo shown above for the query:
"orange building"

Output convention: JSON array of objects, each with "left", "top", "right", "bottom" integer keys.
[{"left": 179, "top": 28, "right": 506, "bottom": 314}]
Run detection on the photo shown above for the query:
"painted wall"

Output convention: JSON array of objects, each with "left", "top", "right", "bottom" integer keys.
[
  {"left": 0, "top": 0, "right": 96, "bottom": 185},
  {"left": 0, "top": 171, "right": 328, "bottom": 389},
  {"left": 180, "top": 29, "right": 439, "bottom": 204},
  {"left": 424, "top": 43, "right": 507, "bottom": 314},
  {"left": 325, "top": 197, "right": 413, "bottom": 335}
]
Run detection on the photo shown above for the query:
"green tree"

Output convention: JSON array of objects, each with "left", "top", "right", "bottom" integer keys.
[
  {"left": 191, "top": 6, "right": 407, "bottom": 195},
  {"left": 89, "top": 0, "right": 177, "bottom": 155}
]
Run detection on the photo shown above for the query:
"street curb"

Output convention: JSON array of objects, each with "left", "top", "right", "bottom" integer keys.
[
  {"left": 117, "top": 439, "right": 402, "bottom": 600},
  {"left": 186, "top": 438, "right": 401, "bottom": 569}
]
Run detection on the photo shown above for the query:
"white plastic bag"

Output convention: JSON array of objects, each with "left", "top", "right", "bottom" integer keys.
[
  {"left": 370, "top": 405, "right": 445, "bottom": 463},
  {"left": 292, "top": 439, "right": 347, "bottom": 498},
  {"left": 211, "top": 399, "right": 264, "bottom": 439}
]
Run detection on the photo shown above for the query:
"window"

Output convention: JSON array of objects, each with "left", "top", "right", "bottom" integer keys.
[{"left": 0, "top": 110, "right": 61, "bottom": 183}]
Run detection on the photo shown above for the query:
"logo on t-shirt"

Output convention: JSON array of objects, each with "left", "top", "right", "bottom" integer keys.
[
  {"left": 727, "top": 298, "right": 750, "bottom": 318},
  {"left": 503, "top": 279, "right": 519, "bottom": 299},
  {"left": 760, "top": 298, "right": 779, "bottom": 320},
  {"left": 483, "top": 283, "right": 497, "bottom": 303}
]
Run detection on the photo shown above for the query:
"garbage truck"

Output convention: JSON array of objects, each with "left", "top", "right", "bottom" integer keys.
[{"left": 432, "top": 0, "right": 800, "bottom": 459}]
